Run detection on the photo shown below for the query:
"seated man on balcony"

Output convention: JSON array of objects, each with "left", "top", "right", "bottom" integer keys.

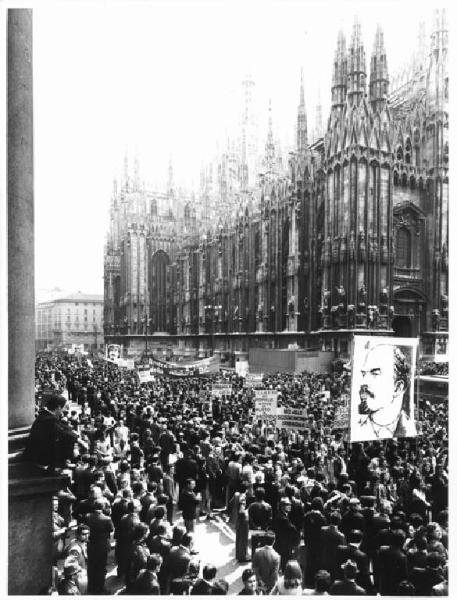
[{"left": 23, "top": 393, "right": 87, "bottom": 473}]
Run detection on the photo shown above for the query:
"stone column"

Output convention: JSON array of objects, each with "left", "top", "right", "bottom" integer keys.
[
  {"left": 8, "top": 8, "right": 35, "bottom": 430},
  {"left": 8, "top": 11, "right": 65, "bottom": 595}
]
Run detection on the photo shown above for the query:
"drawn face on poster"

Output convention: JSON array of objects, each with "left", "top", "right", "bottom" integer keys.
[
  {"left": 350, "top": 336, "right": 418, "bottom": 442},
  {"left": 108, "top": 344, "right": 120, "bottom": 360}
]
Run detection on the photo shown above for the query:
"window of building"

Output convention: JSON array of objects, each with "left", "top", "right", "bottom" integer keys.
[{"left": 396, "top": 227, "right": 411, "bottom": 268}]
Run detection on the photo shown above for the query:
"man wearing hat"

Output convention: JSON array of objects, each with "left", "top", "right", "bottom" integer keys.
[
  {"left": 57, "top": 561, "right": 82, "bottom": 595},
  {"left": 329, "top": 559, "right": 367, "bottom": 595},
  {"left": 341, "top": 497, "right": 366, "bottom": 539},
  {"left": 64, "top": 525, "right": 89, "bottom": 593}
]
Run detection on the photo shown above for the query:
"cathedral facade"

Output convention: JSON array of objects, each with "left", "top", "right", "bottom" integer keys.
[{"left": 104, "top": 11, "right": 448, "bottom": 361}]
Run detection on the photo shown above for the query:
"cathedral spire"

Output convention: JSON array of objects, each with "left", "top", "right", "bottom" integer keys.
[
  {"left": 167, "top": 159, "right": 174, "bottom": 195},
  {"left": 265, "top": 100, "right": 276, "bottom": 173},
  {"left": 123, "top": 151, "right": 129, "bottom": 191},
  {"left": 347, "top": 16, "right": 367, "bottom": 107},
  {"left": 239, "top": 126, "right": 249, "bottom": 191},
  {"left": 297, "top": 67, "right": 308, "bottom": 154},
  {"left": 133, "top": 154, "right": 140, "bottom": 191},
  {"left": 426, "top": 9, "right": 448, "bottom": 117},
  {"left": 313, "top": 89, "right": 323, "bottom": 142},
  {"left": 369, "top": 24, "right": 389, "bottom": 113},
  {"left": 331, "top": 29, "right": 347, "bottom": 113}
]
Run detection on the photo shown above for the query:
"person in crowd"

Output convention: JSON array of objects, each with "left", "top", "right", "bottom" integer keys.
[
  {"left": 375, "top": 529, "right": 408, "bottom": 595},
  {"left": 302, "top": 569, "right": 331, "bottom": 595},
  {"left": 132, "top": 553, "right": 162, "bottom": 594},
  {"left": 170, "top": 557, "right": 201, "bottom": 595},
  {"left": 180, "top": 478, "right": 201, "bottom": 533},
  {"left": 252, "top": 530, "right": 280, "bottom": 593},
  {"left": 270, "top": 559, "right": 303, "bottom": 595},
  {"left": 248, "top": 486, "right": 272, "bottom": 556},
  {"left": 235, "top": 491, "right": 250, "bottom": 563},
  {"left": 57, "top": 561, "right": 82, "bottom": 595},
  {"left": 24, "top": 394, "right": 83, "bottom": 472},
  {"left": 319, "top": 511, "right": 346, "bottom": 578},
  {"left": 238, "top": 568, "right": 259, "bottom": 595},
  {"left": 85, "top": 498, "right": 114, "bottom": 594},
  {"left": 162, "top": 463, "right": 179, "bottom": 524},
  {"left": 190, "top": 563, "right": 218, "bottom": 595},
  {"left": 329, "top": 559, "right": 367, "bottom": 595},
  {"left": 63, "top": 524, "right": 89, "bottom": 593}
]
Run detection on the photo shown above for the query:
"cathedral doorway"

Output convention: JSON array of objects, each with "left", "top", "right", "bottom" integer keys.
[
  {"left": 393, "top": 288, "right": 426, "bottom": 338},
  {"left": 392, "top": 315, "right": 413, "bottom": 338}
]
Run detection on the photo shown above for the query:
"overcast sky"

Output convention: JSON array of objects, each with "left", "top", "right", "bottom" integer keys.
[{"left": 33, "top": 0, "right": 446, "bottom": 297}]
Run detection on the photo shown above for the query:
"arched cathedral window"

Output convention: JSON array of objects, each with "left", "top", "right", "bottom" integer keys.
[
  {"left": 405, "top": 139, "right": 411, "bottom": 164},
  {"left": 396, "top": 227, "right": 411, "bottom": 268}
]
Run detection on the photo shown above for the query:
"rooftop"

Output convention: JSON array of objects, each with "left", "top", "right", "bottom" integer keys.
[{"left": 37, "top": 292, "right": 103, "bottom": 306}]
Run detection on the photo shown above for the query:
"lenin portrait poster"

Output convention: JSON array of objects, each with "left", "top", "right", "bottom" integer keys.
[{"left": 350, "top": 336, "right": 418, "bottom": 443}]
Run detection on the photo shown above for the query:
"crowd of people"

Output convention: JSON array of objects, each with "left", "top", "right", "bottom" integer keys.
[{"left": 29, "top": 350, "right": 449, "bottom": 595}]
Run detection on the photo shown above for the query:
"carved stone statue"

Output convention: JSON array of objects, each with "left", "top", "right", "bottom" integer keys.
[
  {"left": 288, "top": 296, "right": 295, "bottom": 317},
  {"left": 257, "top": 302, "right": 264, "bottom": 322},
  {"left": 303, "top": 297, "right": 309, "bottom": 315},
  {"left": 373, "top": 306, "right": 379, "bottom": 328},
  {"left": 367, "top": 305, "right": 375, "bottom": 327},
  {"left": 358, "top": 230, "right": 366, "bottom": 262},
  {"left": 347, "top": 304, "right": 356, "bottom": 328},
  {"left": 336, "top": 285, "right": 346, "bottom": 307},
  {"left": 349, "top": 230, "right": 356, "bottom": 261},
  {"left": 441, "top": 294, "right": 448, "bottom": 313},
  {"left": 323, "top": 290, "right": 331, "bottom": 314},
  {"left": 388, "top": 305, "right": 395, "bottom": 327},
  {"left": 379, "top": 287, "right": 389, "bottom": 315},
  {"left": 432, "top": 309, "right": 440, "bottom": 331},
  {"left": 358, "top": 284, "right": 367, "bottom": 313},
  {"left": 331, "top": 305, "right": 338, "bottom": 328}
]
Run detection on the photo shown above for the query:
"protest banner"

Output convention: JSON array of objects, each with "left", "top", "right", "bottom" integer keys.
[
  {"left": 333, "top": 406, "right": 349, "bottom": 429},
  {"left": 212, "top": 383, "right": 232, "bottom": 397},
  {"left": 245, "top": 373, "right": 264, "bottom": 389},
  {"left": 137, "top": 367, "right": 155, "bottom": 384},
  {"left": 276, "top": 407, "right": 308, "bottom": 431},
  {"left": 106, "top": 343, "right": 121, "bottom": 361},
  {"left": 350, "top": 335, "right": 418, "bottom": 442},
  {"left": 254, "top": 390, "right": 278, "bottom": 419}
]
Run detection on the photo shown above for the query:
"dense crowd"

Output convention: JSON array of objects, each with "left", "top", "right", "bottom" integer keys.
[
  {"left": 29, "top": 351, "right": 449, "bottom": 595},
  {"left": 419, "top": 362, "right": 449, "bottom": 377}
]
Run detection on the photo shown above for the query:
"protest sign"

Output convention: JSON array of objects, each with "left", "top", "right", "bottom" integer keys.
[
  {"left": 245, "top": 373, "right": 264, "bottom": 389},
  {"left": 137, "top": 367, "right": 155, "bottom": 384},
  {"left": 350, "top": 335, "right": 418, "bottom": 442},
  {"left": 254, "top": 390, "right": 278, "bottom": 419},
  {"left": 212, "top": 383, "right": 232, "bottom": 397},
  {"left": 276, "top": 407, "right": 308, "bottom": 431},
  {"left": 333, "top": 406, "right": 349, "bottom": 429}
]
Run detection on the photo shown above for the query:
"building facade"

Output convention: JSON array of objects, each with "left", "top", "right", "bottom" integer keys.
[
  {"left": 104, "top": 11, "right": 448, "bottom": 361},
  {"left": 36, "top": 292, "right": 104, "bottom": 351}
]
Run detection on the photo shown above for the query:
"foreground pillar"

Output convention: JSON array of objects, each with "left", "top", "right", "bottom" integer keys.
[
  {"left": 8, "top": 10, "right": 64, "bottom": 594},
  {"left": 8, "top": 8, "right": 35, "bottom": 430}
]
